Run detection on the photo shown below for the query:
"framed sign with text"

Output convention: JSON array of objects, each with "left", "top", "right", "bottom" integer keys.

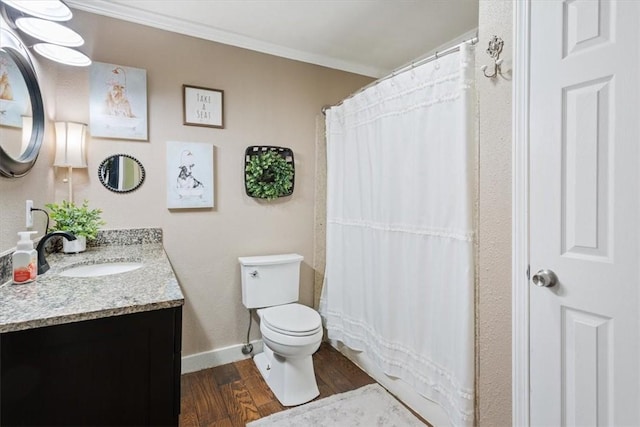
[{"left": 183, "top": 85, "right": 224, "bottom": 128}]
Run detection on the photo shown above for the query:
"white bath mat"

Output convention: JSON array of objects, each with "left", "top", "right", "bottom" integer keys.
[{"left": 246, "top": 383, "right": 426, "bottom": 426}]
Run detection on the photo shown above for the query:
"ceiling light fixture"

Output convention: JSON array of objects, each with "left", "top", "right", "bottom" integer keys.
[
  {"left": 1, "top": 0, "right": 72, "bottom": 22},
  {"left": 33, "top": 43, "right": 91, "bottom": 66},
  {"left": 15, "top": 17, "right": 84, "bottom": 46},
  {"left": 1, "top": 0, "right": 91, "bottom": 67}
]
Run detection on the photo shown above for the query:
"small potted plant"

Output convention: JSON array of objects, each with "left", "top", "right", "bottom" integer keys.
[{"left": 46, "top": 200, "right": 106, "bottom": 253}]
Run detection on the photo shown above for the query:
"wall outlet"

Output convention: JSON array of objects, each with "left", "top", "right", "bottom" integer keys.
[{"left": 26, "top": 200, "right": 33, "bottom": 228}]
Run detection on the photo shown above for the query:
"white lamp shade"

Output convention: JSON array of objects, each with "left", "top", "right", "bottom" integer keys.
[
  {"left": 2, "top": 0, "right": 73, "bottom": 21},
  {"left": 54, "top": 122, "right": 87, "bottom": 168}
]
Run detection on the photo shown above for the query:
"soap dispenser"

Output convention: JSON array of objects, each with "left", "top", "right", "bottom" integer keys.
[{"left": 13, "top": 231, "right": 38, "bottom": 284}]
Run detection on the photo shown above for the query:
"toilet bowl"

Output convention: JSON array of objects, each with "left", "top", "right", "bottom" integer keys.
[
  {"left": 259, "top": 303, "right": 323, "bottom": 357},
  {"left": 254, "top": 303, "right": 322, "bottom": 406}
]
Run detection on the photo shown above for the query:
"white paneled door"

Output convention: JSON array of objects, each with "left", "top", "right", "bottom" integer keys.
[{"left": 529, "top": 1, "right": 639, "bottom": 425}]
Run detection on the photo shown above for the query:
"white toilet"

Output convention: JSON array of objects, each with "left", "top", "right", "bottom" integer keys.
[{"left": 239, "top": 253, "right": 322, "bottom": 406}]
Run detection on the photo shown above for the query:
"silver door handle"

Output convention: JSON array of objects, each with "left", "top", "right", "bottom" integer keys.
[{"left": 532, "top": 269, "right": 558, "bottom": 287}]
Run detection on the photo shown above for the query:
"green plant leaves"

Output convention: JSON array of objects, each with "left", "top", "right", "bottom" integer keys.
[
  {"left": 245, "top": 150, "right": 294, "bottom": 200},
  {"left": 45, "top": 200, "right": 106, "bottom": 240}
]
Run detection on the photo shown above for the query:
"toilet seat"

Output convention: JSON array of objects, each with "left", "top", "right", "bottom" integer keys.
[{"left": 260, "top": 303, "right": 321, "bottom": 337}]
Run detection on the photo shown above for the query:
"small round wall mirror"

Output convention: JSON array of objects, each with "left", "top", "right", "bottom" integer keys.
[
  {"left": 0, "top": 28, "right": 45, "bottom": 178},
  {"left": 98, "top": 154, "right": 145, "bottom": 193}
]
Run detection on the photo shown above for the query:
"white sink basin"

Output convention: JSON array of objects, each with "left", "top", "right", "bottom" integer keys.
[{"left": 59, "top": 262, "right": 143, "bottom": 278}]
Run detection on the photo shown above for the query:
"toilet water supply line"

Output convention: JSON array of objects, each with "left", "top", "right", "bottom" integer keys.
[{"left": 242, "top": 309, "right": 254, "bottom": 355}]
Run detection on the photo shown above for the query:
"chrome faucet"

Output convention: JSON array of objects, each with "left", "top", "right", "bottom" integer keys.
[{"left": 36, "top": 231, "right": 77, "bottom": 274}]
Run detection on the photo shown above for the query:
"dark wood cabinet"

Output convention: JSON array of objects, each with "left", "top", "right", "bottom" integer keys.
[{"left": 0, "top": 306, "right": 182, "bottom": 426}]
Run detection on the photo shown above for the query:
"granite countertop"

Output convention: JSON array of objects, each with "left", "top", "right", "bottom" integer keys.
[{"left": 0, "top": 243, "right": 184, "bottom": 333}]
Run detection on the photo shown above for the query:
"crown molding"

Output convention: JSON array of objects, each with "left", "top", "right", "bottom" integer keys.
[{"left": 65, "top": 0, "right": 384, "bottom": 77}]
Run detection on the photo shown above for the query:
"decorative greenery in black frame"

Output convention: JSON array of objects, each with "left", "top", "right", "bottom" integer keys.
[{"left": 244, "top": 146, "right": 295, "bottom": 200}]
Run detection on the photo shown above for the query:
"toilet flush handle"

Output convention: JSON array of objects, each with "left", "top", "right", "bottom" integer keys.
[{"left": 250, "top": 270, "right": 258, "bottom": 278}]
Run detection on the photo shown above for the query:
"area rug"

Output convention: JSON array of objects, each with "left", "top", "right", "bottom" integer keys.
[{"left": 246, "top": 383, "right": 426, "bottom": 426}]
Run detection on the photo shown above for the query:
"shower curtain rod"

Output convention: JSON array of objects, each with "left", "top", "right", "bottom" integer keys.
[{"left": 322, "top": 36, "right": 479, "bottom": 115}]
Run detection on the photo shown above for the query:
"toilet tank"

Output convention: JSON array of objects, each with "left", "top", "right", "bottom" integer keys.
[{"left": 238, "top": 253, "right": 304, "bottom": 309}]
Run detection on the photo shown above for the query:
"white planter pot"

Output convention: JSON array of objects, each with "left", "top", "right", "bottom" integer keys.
[{"left": 63, "top": 235, "right": 87, "bottom": 253}]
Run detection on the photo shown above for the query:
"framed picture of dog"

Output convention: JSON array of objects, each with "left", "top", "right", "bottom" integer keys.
[
  {"left": 183, "top": 85, "right": 224, "bottom": 128},
  {"left": 166, "top": 141, "right": 214, "bottom": 209},
  {"left": 89, "top": 62, "right": 148, "bottom": 140}
]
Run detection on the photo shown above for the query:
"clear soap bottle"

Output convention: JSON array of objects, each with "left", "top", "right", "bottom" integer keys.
[{"left": 12, "top": 231, "right": 37, "bottom": 285}]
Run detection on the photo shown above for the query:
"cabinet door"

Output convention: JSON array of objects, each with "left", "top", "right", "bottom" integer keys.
[{"left": 1, "top": 307, "right": 182, "bottom": 426}]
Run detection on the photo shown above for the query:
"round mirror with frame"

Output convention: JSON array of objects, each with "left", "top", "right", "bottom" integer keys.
[
  {"left": 0, "top": 27, "right": 45, "bottom": 178},
  {"left": 98, "top": 154, "right": 146, "bottom": 193}
]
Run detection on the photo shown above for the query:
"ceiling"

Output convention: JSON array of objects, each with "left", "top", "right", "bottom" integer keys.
[{"left": 65, "top": 0, "right": 478, "bottom": 78}]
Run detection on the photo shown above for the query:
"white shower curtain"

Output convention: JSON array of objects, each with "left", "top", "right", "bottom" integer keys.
[{"left": 320, "top": 43, "right": 476, "bottom": 426}]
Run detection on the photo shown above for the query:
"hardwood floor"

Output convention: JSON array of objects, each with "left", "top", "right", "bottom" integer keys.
[{"left": 179, "top": 342, "right": 377, "bottom": 427}]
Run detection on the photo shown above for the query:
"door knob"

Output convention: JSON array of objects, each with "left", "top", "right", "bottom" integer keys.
[{"left": 532, "top": 269, "right": 558, "bottom": 287}]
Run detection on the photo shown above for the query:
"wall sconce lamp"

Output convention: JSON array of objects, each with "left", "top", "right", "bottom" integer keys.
[
  {"left": 54, "top": 121, "right": 87, "bottom": 202},
  {"left": 1, "top": 0, "right": 91, "bottom": 67}
]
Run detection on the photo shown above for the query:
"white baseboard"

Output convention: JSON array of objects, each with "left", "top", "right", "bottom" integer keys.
[
  {"left": 331, "top": 340, "right": 451, "bottom": 427},
  {"left": 181, "top": 340, "right": 264, "bottom": 374}
]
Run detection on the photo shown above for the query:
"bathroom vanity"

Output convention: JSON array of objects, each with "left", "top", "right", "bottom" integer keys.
[{"left": 0, "top": 231, "right": 184, "bottom": 426}]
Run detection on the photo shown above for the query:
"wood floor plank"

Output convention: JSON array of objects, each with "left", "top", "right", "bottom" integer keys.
[
  {"left": 234, "top": 357, "right": 260, "bottom": 379},
  {"left": 313, "top": 349, "right": 357, "bottom": 393},
  {"left": 211, "top": 363, "right": 241, "bottom": 386},
  {"left": 178, "top": 410, "right": 199, "bottom": 427},
  {"left": 314, "top": 374, "right": 336, "bottom": 400},
  {"left": 179, "top": 373, "right": 200, "bottom": 427},
  {"left": 244, "top": 374, "right": 277, "bottom": 407},
  {"left": 190, "top": 369, "right": 228, "bottom": 424},
  {"left": 322, "top": 344, "right": 375, "bottom": 388},
  {"left": 202, "top": 417, "right": 233, "bottom": 427},
  {"left": 257, "top": 400, "right": 286, "bottom": 418},
  {"left": 220, "top": 380, "right": 261, "bottom": 427}
]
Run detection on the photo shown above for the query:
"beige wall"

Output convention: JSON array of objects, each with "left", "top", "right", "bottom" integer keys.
[
  {"left": 477, "top": 0, "right": 512, "bottom": 426},
  {"left": 0, "top": 11, "right": 371, "bottom": 356}
]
